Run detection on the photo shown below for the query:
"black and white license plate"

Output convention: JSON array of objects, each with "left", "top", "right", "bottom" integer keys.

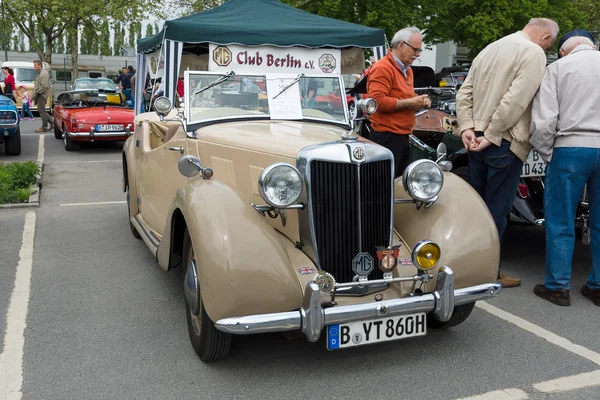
[
  {"left": 96, "top": 124, "right": 124, "bottom": 132},
  {"left": 521, "top": 149, "right": 546, "bottom": 177},
  {"left": 326, "top": 312, "right": 426, "bottom": 350}
]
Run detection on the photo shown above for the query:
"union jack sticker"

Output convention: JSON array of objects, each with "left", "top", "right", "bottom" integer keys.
[
  {"left": 298, "top": 266, "right": 315, "bottom": 275},
  {"left": 399, "top": 258, "right": 413, "bottom": 266}
]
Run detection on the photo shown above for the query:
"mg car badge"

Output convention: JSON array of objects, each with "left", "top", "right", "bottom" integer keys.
[
  {"left": 315, "top": 271, "right": 336, "bottom": 293},
  {"left": 352, "top": 252, "right": 374, "bottom": 277},
  {"left": 213, "top": 46, "right": 232, "bottom": 67},
  {"left": 376, "top": 245, "right": 401, "bottom": 272},
  {"left": 353, "top": 147, "right": 365, "bottom": 160}
]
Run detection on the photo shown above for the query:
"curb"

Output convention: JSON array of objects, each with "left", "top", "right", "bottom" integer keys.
[{"left": 0, "top": 161, "right": 43, "bottom": 209}]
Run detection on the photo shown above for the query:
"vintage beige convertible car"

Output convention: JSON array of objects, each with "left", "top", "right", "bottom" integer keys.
[{"left": 123, "top": 71, "right": 502, "bottom": 362}]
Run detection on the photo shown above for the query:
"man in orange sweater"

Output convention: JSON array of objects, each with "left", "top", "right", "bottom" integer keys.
[{"left": 367, "top": 26, "right": 431, "bottom": 178}]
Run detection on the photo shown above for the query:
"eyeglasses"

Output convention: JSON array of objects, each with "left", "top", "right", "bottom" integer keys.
[{"left": 403, "top": 41, "right": 423, "bottom": 54}]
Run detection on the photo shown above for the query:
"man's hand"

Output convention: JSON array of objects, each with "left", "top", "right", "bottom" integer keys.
[
  {"left": 470, "top": 136, "right": 493, "bottom": 152},
  {"left": 461, "top": 128, "right": 477, "bottom": 150},
  {"left": 407, "top": 94, "right": 429, "bottom": 111}
]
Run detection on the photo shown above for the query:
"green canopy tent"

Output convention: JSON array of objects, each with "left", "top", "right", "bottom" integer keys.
[{"left": 135, "top": 0, "right": 386, "bottom": 113}]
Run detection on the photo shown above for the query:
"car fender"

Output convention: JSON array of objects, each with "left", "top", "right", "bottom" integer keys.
[
  {"left": 393, "top": 172, "right": 499, "bottom": 288},
  {"left": 158, "top": 178, "right": 304, "bottom": 322},
  {"left": 122, "top": 135, "right": 138, "bottom": 217}
]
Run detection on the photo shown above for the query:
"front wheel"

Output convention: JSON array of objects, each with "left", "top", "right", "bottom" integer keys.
[
  {"left": 183, "top": 230, "right": 231, "bottom": 361},
  {"left": 427, "top": 302, "right": 475, "bottom": 329}
]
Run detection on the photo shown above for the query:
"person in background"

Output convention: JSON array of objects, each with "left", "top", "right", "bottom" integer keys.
[
  {"left": 530, "top": 32, "right": 600, "bottom": 306},
  {"left": 130, "top": 72, "right": 136, "bottom": 109},
  {"left": 2, "top": 67, "right": 16, "bottom": 102},
  {"left": 32, "top": 60, "right": 54, "bottom": 132},
  {"left": 305, "top": 77, "right": 318, "bottom": 108},
  {"left": 456, "top": 18, "right": 558, "bottom": 288},
  {"left": 177, "top": 76, "right": 184, "bottom": 98},
  {"left": 366, "top": 26, "right": 431, "bottom": 178},
  {"left": 18, "top": 86, "right": 34, "bottom": 120}
]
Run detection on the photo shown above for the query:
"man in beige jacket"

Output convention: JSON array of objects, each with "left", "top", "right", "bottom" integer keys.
[
  {"left": 456, "top": 18, "right": 558, "bottom": 287},
  {"left": 32, "top": 60, "right": 54, "bottom": 133},
  {"left": 530, "top": 33, "right": 600, "bottom": 307}
]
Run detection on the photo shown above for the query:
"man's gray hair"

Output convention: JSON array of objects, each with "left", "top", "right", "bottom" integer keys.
[
  {"left": 390, "top": 27, "right": 422, "bottom": 48},
  {"left": 526, "top": 18, "right": 559, "bottom": 38},
  {"left": 560, "top": 36, "right": 595, "bottom": 54}
]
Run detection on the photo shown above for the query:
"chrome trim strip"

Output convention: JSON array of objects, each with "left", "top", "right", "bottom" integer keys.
[
  {"left": 68, "top": 130, "right": 133, "bottom": 138},
  {"left": 296, "top": 141, "right": 395, "bottom": 271},
  {"left": 215, "top": 266, "right": 503, "bottom": 341},
  {"left": 131, "top": 215, "right": 160, "bottom": 254},
  {"left": 357, "top": 163, "right": 362, "bottom": 251}
]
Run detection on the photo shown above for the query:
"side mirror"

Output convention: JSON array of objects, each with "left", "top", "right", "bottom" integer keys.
[
  {"left": 436, "top": 143, "right": 447, "bottom": 161},
  {"left": 178, "top": 155, "right": 213, "bottom": 179}
]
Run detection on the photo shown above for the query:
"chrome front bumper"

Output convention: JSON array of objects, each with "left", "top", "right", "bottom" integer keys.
[{"left": 215, "top": 266, "right": 502, "bottom": 342}]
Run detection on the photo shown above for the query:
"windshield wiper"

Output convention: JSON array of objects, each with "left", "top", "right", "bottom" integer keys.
[
  {"left": 273, "top": 73, "right": 305, "bottom": 99},
  {"left": 194, "top": 71, "right": 235, "bottom": 95}
]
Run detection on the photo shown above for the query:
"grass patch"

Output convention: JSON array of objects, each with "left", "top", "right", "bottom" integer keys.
[{"left": 0, "top": 161, "right": 40, "bottom": 204}]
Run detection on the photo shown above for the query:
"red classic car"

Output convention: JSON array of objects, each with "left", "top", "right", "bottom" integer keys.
[
  {"left": 326, "top": 87, "right": 354, "bottom": 112},
  {"left": 53, "top": 78, "right": 135, "bottom": 151}
]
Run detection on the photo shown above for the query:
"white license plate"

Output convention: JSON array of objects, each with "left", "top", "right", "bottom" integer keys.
[
  {"left": 326, "top": 312, "right": 426, "bottom": 350},
  {"left": 96, "top": 124, "right": 124, "bottom": 132},
  {"left": 521, "top": 149, "right": 546, "bottom": 177}
]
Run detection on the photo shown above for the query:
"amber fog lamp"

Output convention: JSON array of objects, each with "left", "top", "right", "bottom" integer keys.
[
  {"left": 258, "top": 163, "right": 302, "bottom": 208},
  {"left": 412, "top": 240, "right": 441, "bottom": 271}
]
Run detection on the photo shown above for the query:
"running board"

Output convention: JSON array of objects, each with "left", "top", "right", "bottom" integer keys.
[{"left": 131, "top": 214, "right": 160, "bottom": 256}]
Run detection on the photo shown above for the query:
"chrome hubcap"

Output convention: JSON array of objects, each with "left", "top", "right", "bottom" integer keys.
[{"left": 185, "top": 244, "right": 202, "bottom": 337}]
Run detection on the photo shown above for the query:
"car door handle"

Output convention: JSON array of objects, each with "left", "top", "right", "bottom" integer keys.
[{"left": 168, "top": 146, "right": 185, "bottom": 154}]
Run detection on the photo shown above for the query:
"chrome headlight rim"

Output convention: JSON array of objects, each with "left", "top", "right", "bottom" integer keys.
[
  {"left": 402, "top": 159, "right": 444, "bottom": 202},
  {"left": 356, "top": 98, "right": 377, "bottom": 115},
  {"left": 258, "top": 162, "right": 303, "bottom": 208},
  {"left": 154, "top": 96, "right": 173, "bottom": 116},
  {"left": 411, "top": 240, "right": 441, "bottom": 272}
]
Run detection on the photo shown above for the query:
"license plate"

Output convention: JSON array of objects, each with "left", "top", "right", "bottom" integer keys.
[
  {"left": 326, "top": 312, "right": 426, "bottom": 350},
  {"left": 96, "top": 124, "right": 124, "bottom": 132},
  {"left": 521, "top": 149, "right": 546, "bottom": 177}
]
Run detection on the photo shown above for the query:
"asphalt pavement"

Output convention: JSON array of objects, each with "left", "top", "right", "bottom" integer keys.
[{"left": 1, "top": 119, "right": 599, "bottom": 400}]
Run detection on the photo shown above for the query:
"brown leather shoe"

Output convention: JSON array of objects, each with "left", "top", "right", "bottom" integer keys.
[
  {"left": 581, "top": 285, "right": 600, "bottom": 306},
  {"left": 35, "top": 127, "right": 46, "bottom": 133},
  {"left": 534, "top": 284, "right": 570, "bottom": 306},
  {"left": 497, "top": 272, "right": 521, "bottom": 288}
]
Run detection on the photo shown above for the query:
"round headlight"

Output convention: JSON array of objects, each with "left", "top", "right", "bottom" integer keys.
[
  {"left": 357, "top": 98, "right": 377, "bottom": 115},
  {"left": 154, "top": 96, "right": 172, "bottom": 115},
  {"left": 412, "top": 240, "right": 441, "bottom": 271},
  {"left": 402, "top": 160, "right": 444, "bottom": 202},
  {"left": 258, "top": 163, "right": 302, "bottom": 208}
]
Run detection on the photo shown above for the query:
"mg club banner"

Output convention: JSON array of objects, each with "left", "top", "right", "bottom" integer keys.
[{"left": 208, "top": 44, "right": 341, "bottom": 76}]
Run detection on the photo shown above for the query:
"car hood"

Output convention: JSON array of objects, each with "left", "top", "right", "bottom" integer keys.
[
  {"left": 197, "top": 120, "right": 350, "bottom": 158},
  {"left": 70, "top": 107, "right": 134, "bottom": 123}
]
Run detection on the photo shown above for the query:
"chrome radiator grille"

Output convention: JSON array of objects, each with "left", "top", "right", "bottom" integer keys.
[{"left": 310, "top": 159, "right": 392, "bottom": 283}]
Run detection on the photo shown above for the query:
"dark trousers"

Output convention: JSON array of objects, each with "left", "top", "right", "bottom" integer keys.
[
  {"left": 369, "top": 131, "right": 410, "bottom": 178},
  {"left": 467, "top": 138, "right": 523, "bottom": 241}
]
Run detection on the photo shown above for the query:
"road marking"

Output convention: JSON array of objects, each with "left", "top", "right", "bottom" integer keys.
[
  {"left": 54, "top": 160, "right": 120, "bottom": 164},
  {"left": 0, "top": 211, "right": 37, "bottom": 400},
  {"left": 37, "top": 135, "right": 45, "bottom": 164},
  {"left": 533, "top": 369, "right": 600, "bottom": 393},
  {"left": 59, "top": 201, "right": 126, "bottom": 207},
  {"left": 456, "top": 388, "right": 528, "bottom": 400},
  {"left": 477, "top": 302, "right": 600, "bottom": 365}
]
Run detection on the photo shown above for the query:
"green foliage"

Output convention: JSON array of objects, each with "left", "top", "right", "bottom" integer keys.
[
  {"left": 99, "top": 21, "right": 112, "bottom": 56},
  {"left": 0, "top": 161, "right": 40, "bottom": 204},
  {"left": 144, "top": 23, "right": 153, "bottom": 37}
]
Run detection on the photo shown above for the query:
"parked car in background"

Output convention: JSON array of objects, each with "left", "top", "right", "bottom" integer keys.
[
  {"left": 0, "top": 94, "right": 21, "bottom": 155},
  {"left": 0, "top": 61, "right": 54, "bottom": 115},
  {"left": 122, "top": 71, "right": 502, "bottom": 362},
  {"left": 53, "top": 79, "right": 134, "bottom": 151}
]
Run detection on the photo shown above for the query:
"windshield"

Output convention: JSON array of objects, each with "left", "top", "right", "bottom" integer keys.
[
  {"left": 74, "top": 79, "right": 117, "bottom": 91},
  {"left": 14, "top": 68, "right": 38, "bottom": 84},
  {"left": 186, "top": 72, "right": 348, "bottom": 126}
]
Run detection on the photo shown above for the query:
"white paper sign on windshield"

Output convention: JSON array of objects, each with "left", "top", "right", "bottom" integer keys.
[{"left": 266, "top": 75, "right": 303, "bottom": 120}]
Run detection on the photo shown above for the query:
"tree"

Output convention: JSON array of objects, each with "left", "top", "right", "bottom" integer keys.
[
  {"left": 5, "top": 0, "right": 68, "bottom": 63},
  {"left": 113, "top": 21, "right": 124, "bottom": 55},
  {"left": 99, "top": 21, "right": 112, "bottom": 56},
  {"left": 573, "top": 0, "right": 600, "bottom": 36},
  {"left": 421, "top": 0, "right": 589, "bottom": 58},
  {"left": 144, "top": 22, "right": 153, "bottom": 37},
  {"left": 128, "top": 21, "right": 142, "bottom": 48},
  {"left": 55, "top": 36, "right": 65, "bottom": 54}
]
